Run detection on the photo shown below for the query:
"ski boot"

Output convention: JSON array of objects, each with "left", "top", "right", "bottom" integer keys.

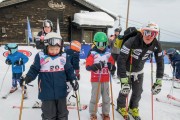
[
  {"left": 90, "top": 114, "right": 97, "bottom": 120},
  {"left": 129, "top": 108, "right": 141, "bottom": 120},
  {"left": 10, "top": 87, "right": 18, "bottom": 93},
  {"left": 101, "top": 114, "right": 110, "bottom": 120},
  {"left": 117, "top": 107, "right": 130, "bottom": 120}
]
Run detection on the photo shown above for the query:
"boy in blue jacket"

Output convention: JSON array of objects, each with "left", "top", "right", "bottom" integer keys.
[
  {"left": 20, "top": 32, "right": 78, "bottom": 120},
  {"left": 5, "top": 43, "right": 29, "bottom": 95}
]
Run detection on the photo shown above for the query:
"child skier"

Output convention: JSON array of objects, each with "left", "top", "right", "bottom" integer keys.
[
  {"left": 86, "top": 32, "right": 116, "bottom": 120},
  {"left": 166, "top": 48, "right": 180, "bottom": 79},
  {"left": 65, "top": 40, "right": 81, "bottom": 98},
  {"left": 4, "top": 43, "right": 29, "bottom": 97},
  {"left": 20, "top": 32, "right": 78, "bottom": 120}
]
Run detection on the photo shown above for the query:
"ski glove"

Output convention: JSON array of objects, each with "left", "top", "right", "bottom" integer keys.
[
  {"left": 70, "top": 80, "right": 79, "bottom": 91},
  {"left": 120, "top": 77, "right": 131, "bottom": 95},
  {"left": 91, "top": 61, "right": 105, "bottom": 72},
  {"left": 14, "top": 59, "right": 23, "bottom": 66},
  {"left": 5, "top": 59, "right": 12, "bottom": 65},
  {"left": 75, "top": 70, "right": 80, "bottom": 80},
  {"left": 107, "top": 62, "right": 116, "bottom": 74},
  {"left": 20, "top": 75, "right": 32, "bottom": 86},
  {"left": 152, "top": 79, "right": 162, "bottom": 95}
]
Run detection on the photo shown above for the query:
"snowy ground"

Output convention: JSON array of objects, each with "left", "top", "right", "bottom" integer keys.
[{"left": 0, "top": 46, "right": 180, "bottom": 120}]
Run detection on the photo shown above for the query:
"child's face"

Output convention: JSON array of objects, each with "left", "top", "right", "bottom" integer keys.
[
  {"left": 47, "top": 45, "right": 61, "bottom": 56},
  {"left": 98, "top": 47, "right": 105, "bottom": 51},
  {"left": 44, "top": 26, "right": 51, "bottom": 33}
]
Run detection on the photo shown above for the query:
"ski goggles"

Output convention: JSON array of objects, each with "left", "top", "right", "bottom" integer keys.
[
  {"left": 4, "top": 44, "right": 18, "bottom": 50},
  {"left": 44, "top": 38, "right": 63, "bottom": 46},
  {"left": 95, "top": 42, "right": 107, "bottom": 48},
  {"left": 143, "top": 30, "right": 157, "bottom": 37}
]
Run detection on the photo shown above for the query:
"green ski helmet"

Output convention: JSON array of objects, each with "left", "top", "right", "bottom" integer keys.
[{"left": 93, "top": 32, "right": 108, "bottom": 48}]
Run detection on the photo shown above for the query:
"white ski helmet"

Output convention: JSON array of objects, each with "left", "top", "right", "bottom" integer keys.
[
  {"left": 43, "top": 32, "right": 63, "bottom": 55},
  {"left": 141, "top": 22, "right": 159, "bottom": 33},
  {"left": 43, "top": 19, "right": 53, "bottom": 31}
]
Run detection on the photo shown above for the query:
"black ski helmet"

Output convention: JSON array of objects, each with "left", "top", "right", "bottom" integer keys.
[
  {"left": 43, "top": 19, "right": 53, "bottom": 31},
  {"left": 114, "top": 27, "right": 122, "bottom": 33}
]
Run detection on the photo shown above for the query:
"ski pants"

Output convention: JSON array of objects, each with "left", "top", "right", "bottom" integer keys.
[
  {"left": 41, "top": 98, "right": 69, "bottom": 120},
  {"left": 12, "top": 72, "right": 22, "bottom": 87},
  {"left": 89, "top": 82, "right": 110, "bottom": 115},
  {"left": 117, "top": 73, "right": 144, "bottom": 109}
]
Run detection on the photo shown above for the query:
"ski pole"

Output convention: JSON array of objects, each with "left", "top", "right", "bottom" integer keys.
[
  {"left": 74, "top": 91, "right": 80, "bottom": 120},
  {"left": 150, "top": 54, "right": 154, "bottom": 120},
  {"left": 78, "top": 89, "right": 81, "bottom": 111},
  {"left": 0, "top": 65, "right": 10, "bottom": 93},
  {"left": 19, "top": 82, "right": 26, "bottom": 120},
  {"left": 94, "top": 70, "right": 102, "bottom": 114},
  {"left": 109, "top": 74, "right": 115, "bottom": 120}
]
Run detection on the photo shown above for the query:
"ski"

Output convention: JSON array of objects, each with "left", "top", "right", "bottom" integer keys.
[
  {"left": 12, "top": 104, "right": 88, "bottom": 110},
  {"left": 155, "top": 98, "right": 180, "bottom": 107},
  {"left": 173, "top": 86, "right": 180, "bottom": 89},
  {"left": 167, "top": 94, "right": 180, "bottom": 102}
]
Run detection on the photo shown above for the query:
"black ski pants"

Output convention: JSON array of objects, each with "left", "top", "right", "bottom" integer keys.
[
  {"left": 117, "top": 73, "right": 144, "bottom": 109},
  {"left": 41, "top": 98, "right": 69, "bottom": 120}
]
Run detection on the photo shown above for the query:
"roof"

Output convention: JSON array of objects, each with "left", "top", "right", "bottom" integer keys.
[
  {"left": 72, "top": 0, "right": 118, "bottom": 20},
  {"left": 0, "top": 0, "right": 29, "bottom": 8},
  {"left": 73, "top": 11, "right": 114, "bottom": 28},
  {"left": 0, "top": 0, "right": 118, "bottom": 20}
]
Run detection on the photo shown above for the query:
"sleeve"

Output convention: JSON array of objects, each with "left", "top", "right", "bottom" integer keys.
[
  {"left": 154, "top": 42, "right": 164, "bottom": 78},
  {"left": 117, "top": 38, "right": 134, "bottom": 78},
  {"left": 26, "top": 53, "right": 41, "bottom": 80},
  {"left": 86, "top": 53, "right": 94, "bottom": 71},
  {"left": 108, "top": 55, "right": 115, "bottom": 65},
  {"left": 72, "top": 52, "right": 80, "bottom": 70},
  {"left": 108, "top": 35, "right": 114, "bottom": 48},
  {"left": 64, "top": 57, "right": 77, "bottom": 81},
  {"left": 21, "top": 53, "right": 29, "bottom": 64}
]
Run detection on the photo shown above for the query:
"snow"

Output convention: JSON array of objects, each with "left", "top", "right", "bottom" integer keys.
[
  {"left": 73, "top": 12, "right": 114, "bottom": 27},
  {"left": 0, "top": 46, "right": 180, "bottom": 120}
]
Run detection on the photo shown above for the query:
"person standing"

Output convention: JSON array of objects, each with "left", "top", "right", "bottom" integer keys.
[
  {"left": 35, "top": 19, "right": 53, "bottom": 49},
  {"left": 5, "top": 43, "right": 29, "bottom": 98},
  {"left": 86, "top": 32, "right": 116, "bottom": 120},
  {"left": 20, "top": 32, "right": 78, "bottom": 120},
  {"left": 117, "top": 22, "right": 164, "bottom": 119},
  {"left": 108, "top": 27, "right": 123, "bottom": 78}
]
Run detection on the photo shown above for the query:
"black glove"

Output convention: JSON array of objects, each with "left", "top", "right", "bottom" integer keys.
[
  {"left": 5, "top": 59, "right": 12, "bottom": 65},
  {"left": 91, "top": 61, "right": 105, "bottom": 72},
  {"left": 70, "top": 80, "right": 79, "bottom": 91},
  {"left": 107, "top": 62, "right": 116, "bottom": 74},
  {"left": 14, "top": 59, "right": 23, "bottom": 66},
  {"left": 20, "top": 75, "right": 32, "bottom": 86}
]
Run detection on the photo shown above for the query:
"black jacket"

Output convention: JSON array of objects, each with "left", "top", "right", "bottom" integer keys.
[{"left": 117, "top": 33, "right": 164, "bottom": 78}]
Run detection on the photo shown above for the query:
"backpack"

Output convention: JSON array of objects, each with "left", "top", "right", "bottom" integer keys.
[
  {"left": 114, "top": 35, "right": 123, "bottom": 48},
  {"left": 122, "top": 27, "right": 140, "bottom": 46}
]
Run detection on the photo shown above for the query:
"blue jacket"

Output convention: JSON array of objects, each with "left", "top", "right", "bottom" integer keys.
[
  {"left": 65, "top": 49, "right": 80, "bottom": 70},
  {"left": 26, "top": 52, "right": 76, "bottom": 100},
  {"left": 6, "top": 51, "right": 29, "bottom": 73}
]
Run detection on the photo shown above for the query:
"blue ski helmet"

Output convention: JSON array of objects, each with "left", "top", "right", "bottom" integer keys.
[
  {"left": 166, "top": 48, "right": 176, "bottom": 55},
  {"left": 4, "top": 43, "right": 18, "bottom": 54}
]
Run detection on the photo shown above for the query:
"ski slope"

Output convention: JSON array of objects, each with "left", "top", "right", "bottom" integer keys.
[{"left": 0, "top": 46, "right": 180, "bottom": 120}]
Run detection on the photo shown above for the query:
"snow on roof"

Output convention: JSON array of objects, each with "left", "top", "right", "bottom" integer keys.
[{"left": 73, "top": 11, "right": 114, "bottom": 27}]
